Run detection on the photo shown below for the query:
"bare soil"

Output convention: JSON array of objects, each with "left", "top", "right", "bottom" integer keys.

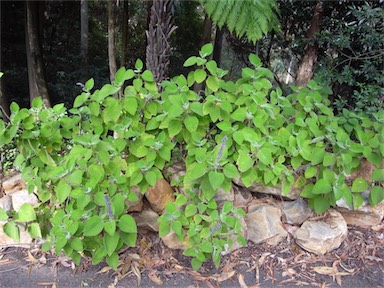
[{"left": 0, "top": 225, "right": 383, "bottom": 288}]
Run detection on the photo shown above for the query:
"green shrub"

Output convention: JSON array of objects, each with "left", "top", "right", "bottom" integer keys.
[{"left": 0, "top": 44, "right": 383, "bottom": 270}]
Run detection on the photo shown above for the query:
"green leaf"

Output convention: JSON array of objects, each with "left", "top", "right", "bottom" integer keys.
[
  {"left": 106, "top": 252, "right": 119, "bottom": 270},
  {"left": 187, "top": 162, "right": 207, "bottom": 180},
  {"left": 183, "top": 56, "right": 197, "bottom": 67},
  {"left": 249, "top": 54, "right": 262, "bottom": 67},
  {"left": 206, "top": 76, "right": 219, "bottom": 92},
  {"left": 191, "top": 258, "right": 203, "bottom": 271},
  {"left": 304, "top": 166, "right": 317, "bottom": 179},
  {"left": 184, "top": 116, "right": 199, "bottom": 133},
  {"left": 145, "top": 171, "right": 157, "bottom": 187},
  {"left": 372, "top": 169, "right": 384, "bottom": 182},
  {"left": 104, "top": 233, "right": 119, "bottom": 256},
  {"left": 55, "top": 180, "right": 71, "bottom": 204},
  {"left": 83, "top": 216, "right": 104, "bottom": 237},
  {"left": 200, "top": 43, "right": 214, "bottom": 57},
  {"left": 159, "top": 222, "right": 171, "bottom": 237},
  {"left": 16, "top": 204, "right": 36, "bottom": 222},
  {"left": 141, "top": 70, "right": 154, "bottom": 82},
  {"left": 28, "top": 223, "right": 42, "bottom": 239},
  {"left": 118, "top": 214, "right": 137, "bottom": 234},
  {"left": 351, "top": 178, "right": 368, "bottom": 192},
  {"left": 185, "top": 204, "right": 197, "bottom": 218},
  {"left": 104, "top": 221, "right": 116, "bottom": 236},
  {"left": 231, "top": 108, "right": 246, "bottom": 121},
  {"left": 352, "top": 193, "right": 364, "bottom": 209},
  {"left": 0, "top": 208, "right": 8, "bottom": 221},
  {"left": 194, "top": 69, "right": 207, "bottom": 83},
  {"left": 312, "top": 196, "right": 331, "bottom": 214},
  {"left": 369, "top": 186, "right": 384, "bottom": 206},
  {"left": 323, "top": 153, "right": 336, "bottom": 166},
  {"left": 168, "top": 120, "right": 182, "bottom": 138},
  {"left": 257, "top": 148, "right": 273, "bottom": 166},
  {"left": 223, "top": 164, "right": 239, "bottom": 179},
  {"left": 120, "top": 232, "right": 137, "bottom": 247},
  {"left": 4, "top": 222, "right": 20, "bottom": 242},
  {"left": 312, "top": 179, "right": 332, "bottom": 194},
  {"left": 237, "top": 151, "right": 254, "bottom": 172},
  {"left": 88, "top": 164, "right": 105, "bottom": 183},
  {"left": 208, "top": 171, "right": 225, "bottom": 191},
  {"left": 71, "top": 238, "right": 84, "bottom": 251},
  {"left": 135, "top": 59, "right": 143, "bottom": 70},
  {"left": 123, "top": 97, "right": 138, "bottom": 115},
  {"left": 171, "top": 221, "right": 183, "bottom": 236}
]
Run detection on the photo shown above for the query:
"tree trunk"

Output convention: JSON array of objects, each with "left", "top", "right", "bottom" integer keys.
[
  {"left": 80, "top": 0, "right": 88, "bottom": 66},
  {"left": 296, "top": 0, "right": 324, "bottom": 86},
  {"left": 146, "top": 0, "right": 177, "bottom": 84},
  {"left": 201, "top": 15, "right": 213, "bottom": 46},
  {"left": 25, "top": 1, "right": 50, "bottom": 107},
  {"left": 120, "top": 0, "right": 129, "bottom": 67},
  {"left": 108, "top": 0, "right": 117, "bottom": 82},
  {"left": 213, "top": 27, "right": 224, "bottom": 67}
]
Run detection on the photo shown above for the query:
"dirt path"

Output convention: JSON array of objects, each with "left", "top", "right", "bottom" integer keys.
[{"left": 0, "top": 225, "right": 383, "bottom": 288}]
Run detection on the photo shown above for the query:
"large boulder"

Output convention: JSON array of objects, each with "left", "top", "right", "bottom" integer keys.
[
  {"left": 145, "top": 179, "right": 175, "bottom": 214},
  {"left": 294, "top": 209, "right": 348, "bottom": 255},
  {"left": 336, "top": 201, "right": 384, "bottom": 228},
  {"left": 282, "top": 198, "right": 314, "bottom": 225},
  {"left": 2, "top": 174, "right": 26, "bottom": 194}
]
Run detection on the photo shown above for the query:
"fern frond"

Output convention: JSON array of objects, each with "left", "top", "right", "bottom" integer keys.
[{"left": 201, "top": 0, "right": 280, "bottom": 43}]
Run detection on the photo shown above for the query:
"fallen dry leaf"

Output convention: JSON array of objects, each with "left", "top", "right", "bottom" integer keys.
[
  {"left": 212, "top": 270, "right": 236, "bottom": 282},
  {"left": 95, "top": 266, "right": 112, "bottom": 275},
  {"left": 148, "top": 270, "right": 164, "bottom": 285},
  {"left": 237, "top": 273, "right": 248, "bottom": 288},
  {"left": 313, "top": 266, "right": 351, "bottom": 277}
]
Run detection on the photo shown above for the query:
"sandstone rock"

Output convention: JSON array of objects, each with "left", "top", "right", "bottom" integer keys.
[
  {"left": 126, "top": 186, "right": 144, "bottom": 212},
  {"left": 11, "top": 189, "right": 39, "bottom": 212},
  {"left": 133, "top": 209, "right": 160, "bottom": 232},
  {"left": 145, "top": 179, "right": 175, "bottom": 214},
  {"left": 0, "top": 195, "right": 12, "bottom": 212},
  {"left": 346, "top": 158, "right": 377, "bottom": 183},
  {"left": 336, "top": 201, "right": 384, "bottom": 228},
  {"left": 161, "top": 231, "right": 187, "bottom": 250},
  {"left": 0, "top": 221, "right": 33, "bottom": 248},
  {"left": 246, "top": 203, "right": 287, "bottom": 246},
  {"left": 282, "top": 198, "right": 314, "bottom": 225},
  {"left": 233, "top": 177, "right": 300, "bottom": 199},
  {"left": 233, "top": 186, "right": 253, "bottom": 209},
  {"left": 294, "top": 209, "right": 348, "bottom": 255},
  {"left": 214, "top": 186, "right": 235, "bottom": 203},
  {"left": 2, "top": 174, "right": 26, "bottom": 194}
]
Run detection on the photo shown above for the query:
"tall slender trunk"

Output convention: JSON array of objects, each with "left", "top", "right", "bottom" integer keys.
[
  {"left": 108, "top": 0, "right": 117, "bottom": 82},
  {"left": 212, "top": 27, "right": 224, "bottom": 67},
  {"left": 146, "top": 0, "right": 177, "bottom": 84},
  {"left": 296, "top": 0, "right": 324, "bottom": 86},
  {"left": 25, "top": 1, "right": 50, "bottom": 107},
  {"left": 120, "top": 0, "right": 129, "bottom": 67},
  {"left": 80, "top": 0, "right": 89, "bottom": 67}
]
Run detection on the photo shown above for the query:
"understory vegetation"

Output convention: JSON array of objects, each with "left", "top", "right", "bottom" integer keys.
[{"left": 0, "top": 45, "right": 383, "bottom": 270}]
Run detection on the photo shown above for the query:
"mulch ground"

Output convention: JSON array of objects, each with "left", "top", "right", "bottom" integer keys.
[{"left": 1, "top": 224, "right": 383, "bottom": 288}]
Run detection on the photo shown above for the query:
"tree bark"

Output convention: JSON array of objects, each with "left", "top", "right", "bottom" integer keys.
[
  {"left": 201, "top": 15, "right": 213, "bottom": 46},
  {"left": 108, "top": 0, "right": 117, "bottom": 82},
  {"left": 25, "top": 1, "right": 50, "bottom": 107},
  {"left": 296, "top": 0, "right": 324, "bottom": 86},
  {"left": 213, "top": 28, "right": 224, "bottom": 67},
  {"left": 80, "top": 0, "right": 89, "bottom": 66},
  {"left": 120, "top": 0, "right": 129, "bottom": 67},
  {"left": 146, "top": 0, "right": 177, "bottom": 84}
]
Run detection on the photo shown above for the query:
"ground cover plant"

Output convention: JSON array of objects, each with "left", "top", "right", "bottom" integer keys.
[{"left": 0, "top": 45, "right": 383, "bottom": 270}]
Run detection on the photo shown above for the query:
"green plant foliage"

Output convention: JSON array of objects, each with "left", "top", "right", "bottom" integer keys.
[
  {"left": 0, "top": 43, "right": 383, "bottom": 270},
  {"left": 201, "top": 0, "right": 280, "bottom": 43}
]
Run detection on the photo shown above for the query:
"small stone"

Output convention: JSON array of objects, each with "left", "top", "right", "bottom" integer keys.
[
  {"left": 233, "top": 178, "right": 300, "bottom": 199},
  {"left": 215, "top": 185, "right": 235, "bottom": 203},
  {"left": 233, "top": 186, "right": 253, "bottom": 209},
  {"left": 161, "top": 231, "right": 187, "bottom": 250},
  {"left": 2, "top": 174, "right": 26, "bottom": 195},
  {"left": 133, "top": 209, "right": 160, "bottom": 232},
  {"left": 0, "top": 195, "right": 12, "bottom": 212},
  {"left": 145, "top": 179, "right": 175, "bottom": 214},
  {"left": 336, "top": 201, "right": 384, "bottom": 228},
  {"left": 282, "top": 198, "right": 314, "bottom": 225},
  {"left": 294, "top": 209, "right": 348, "bottom": 255},
  {"left": 11, "top": 189, "right": 39, "bottom": 211},
  {"left": 0, "top": 221, "right": 33, "bottom": 248},
  {"left": 246, "top": 203, "right": 287, "bottom": 246}
]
